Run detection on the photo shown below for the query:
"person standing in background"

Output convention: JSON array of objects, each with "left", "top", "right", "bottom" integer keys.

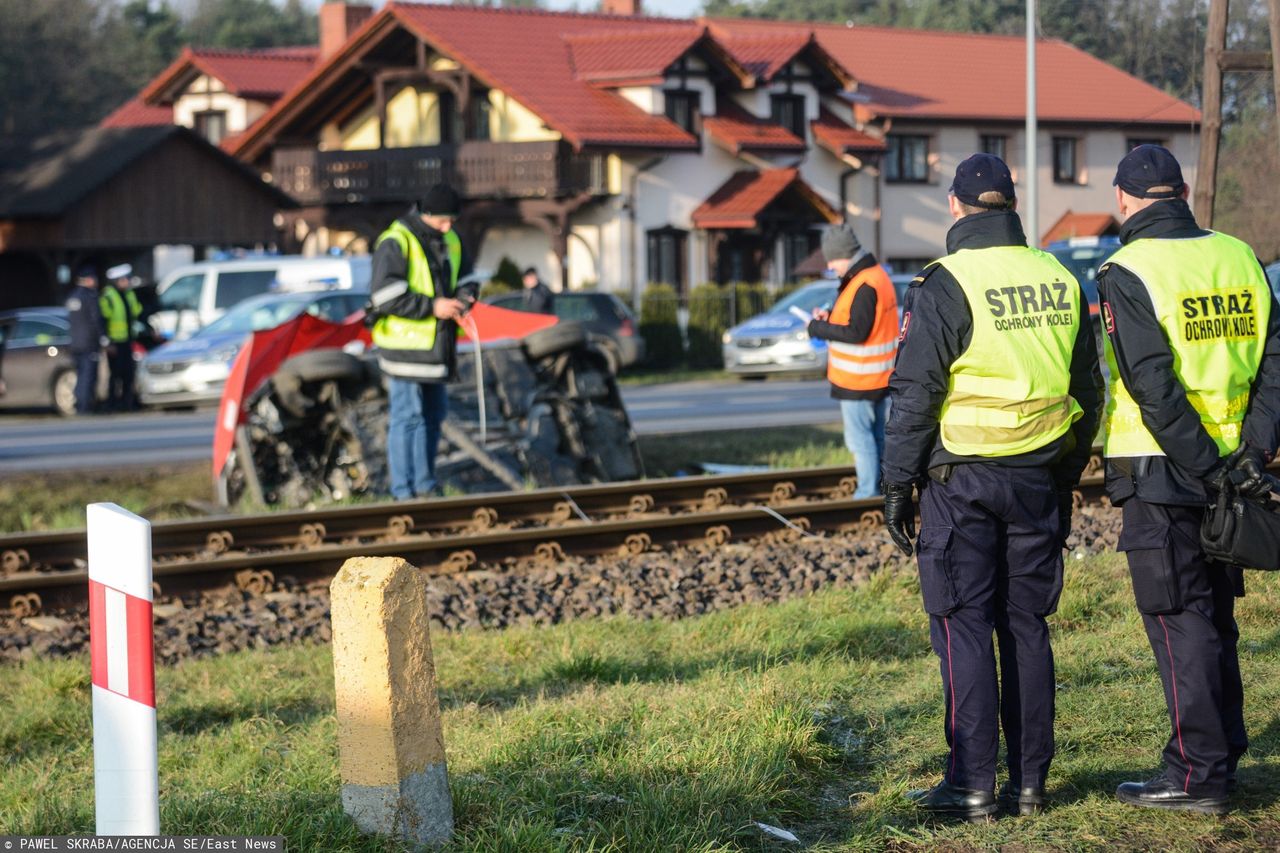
[
  {"left": 66, "top": 264, "right": 105, "bottom": 415},
  {"left": 807, "top": 222, "right": 898, "bottom": 498},
  {"left": 100, "top": 263, "right": 143, "bottom": 411}
]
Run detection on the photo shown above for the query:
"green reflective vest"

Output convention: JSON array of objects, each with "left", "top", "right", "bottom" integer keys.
[
  {"left": 371, "top": 221, "right": 462, "bottom": 378},
  {"left": 1102, "top": 231, "right": 1270, "bottom": 458},
  {"left": 99, "top": 286, "right": 143, "bottom": 343},
  {"left": 933, "top": 246, "right": 1084, "bottom": 457}
]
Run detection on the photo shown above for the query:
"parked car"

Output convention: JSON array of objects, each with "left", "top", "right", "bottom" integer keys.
[
  {"left": 1045, "top": 236, "right": 1120, "bottom": 316},
  {"left": 151, "top": 255, "right": 372, "bottom": 341},
  {"left": 0, "top": 307, "right": 109, "bottom": 416},
  {"left": 1264, "top": 261, "right": 1280, "bottom": 305},
  {"left": 722, "top": 281, "right": 838, "bottom": 377},
  {"left": 483, "top": 290, "right": 645, "bottom": 370},
  {"left": 139, "top": 289, "right": 370, "bottom": 408}
]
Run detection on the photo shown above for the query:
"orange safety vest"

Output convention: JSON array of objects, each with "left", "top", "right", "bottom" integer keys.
[{"left": 825, "top": 263, "right": 899, "bottom": 391}]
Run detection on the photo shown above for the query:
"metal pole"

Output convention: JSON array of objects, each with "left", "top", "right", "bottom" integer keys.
[
  {"left": 1195, "top": 0, "right": 1229, "bottom": 227},
  {"left": 1025, "top": 0, "right": 1038, "bottom": 244}
]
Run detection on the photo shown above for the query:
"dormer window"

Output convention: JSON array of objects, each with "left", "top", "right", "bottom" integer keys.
[
  {"left": 664, "top": 90, "right": 701, "bottom": 134},
  {"left": 770, "top": 94, "right": 806, "bottom": 138},
  {"left": 194, "top": 110, "right": 227, "bottom": 145}
]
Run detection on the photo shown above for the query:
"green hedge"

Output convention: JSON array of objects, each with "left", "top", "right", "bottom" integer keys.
[
  {"left": 639, "top": 282, "right": 684, "bottom": 369},
  {"left": 686, "top": 283, "right": 730, "bottom": 369}
]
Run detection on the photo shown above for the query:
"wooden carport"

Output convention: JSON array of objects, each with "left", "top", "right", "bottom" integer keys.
[{"left": 0, "top": 125, "right": 293, "bottom": 309}]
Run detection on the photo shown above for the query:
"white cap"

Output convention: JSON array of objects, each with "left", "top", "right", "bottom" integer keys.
[{"left": 106, "top": 263, "right": 132, "bottom": 280}]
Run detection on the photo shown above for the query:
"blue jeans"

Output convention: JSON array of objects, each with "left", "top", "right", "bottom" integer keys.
[
  {"left": 387, "top": 377, "right": 448, "bottom": 499},
  {"left": 840, "top": 396, "right": 890, "bottom": 498}
]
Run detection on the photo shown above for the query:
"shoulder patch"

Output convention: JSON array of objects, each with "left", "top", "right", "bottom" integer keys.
[{"left": 909, "top": 264, "right": 942, "bottom": 289}]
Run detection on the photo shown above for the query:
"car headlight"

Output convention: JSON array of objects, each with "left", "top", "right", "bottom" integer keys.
[
  {"left": 722, "top": 331, "right": 733, "bottom": 344},
  {"left": 792, "top": 330, "right": 809, "bottom": 341}
]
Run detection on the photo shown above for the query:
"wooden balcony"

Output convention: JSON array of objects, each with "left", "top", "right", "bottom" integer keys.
[{"left": 271, "top": 141, "right": 609, "bottom": 206}]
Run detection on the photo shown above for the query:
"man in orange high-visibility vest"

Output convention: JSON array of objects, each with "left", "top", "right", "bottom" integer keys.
[{"left": 808, "top": 223, "right": 899, "bottom": 498}]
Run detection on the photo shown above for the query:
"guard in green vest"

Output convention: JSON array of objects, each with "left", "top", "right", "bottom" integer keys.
[
  {"left": 1099, "top": 145, "right": 1280, "bottom": 814},
  {"left": 367, "top": 184, "right": 472, "bottom": 500},
  {"left": 100, "top": 263, "right": 144, "bottom": 411},
  {"left": 882, "top": 154, "right": 1105, "bottom": 820}
]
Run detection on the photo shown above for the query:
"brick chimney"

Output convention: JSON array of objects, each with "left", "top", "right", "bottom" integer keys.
[
  {"left": 320, "top": 2, "right": 373, "bottom": 59},
  {"left": 601, "top": 0, "right": 643, "bottom": 14}
]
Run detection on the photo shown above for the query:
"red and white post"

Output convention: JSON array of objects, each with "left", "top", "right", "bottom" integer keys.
[{"left": 88, "top": 503, "right": 159, "bottom": 836}]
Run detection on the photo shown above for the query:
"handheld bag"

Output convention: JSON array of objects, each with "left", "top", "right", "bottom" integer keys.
[{"left": 1201, "top": 481, "right": 1280, "bottom": 571}]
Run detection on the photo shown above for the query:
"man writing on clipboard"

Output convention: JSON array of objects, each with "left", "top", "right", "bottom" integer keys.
[{"left": 806, "top": 222, "right": 900, "bottom": 499}]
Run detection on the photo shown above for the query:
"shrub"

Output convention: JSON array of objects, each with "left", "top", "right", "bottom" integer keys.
[
  {"left": 479, "top": 278, "right": 517, "bottom": 301},
  {"left": 492, "top": 256, "right": 524, "bottom": 290},
  {"left": 639, "top": 282, "right": 684, "bottom": 370},
  {"left": 686, "top": 283, "right": 729, "bottom": 369},
  {"left": 732, "top": 282, "right": 769, "bottom": 326}
]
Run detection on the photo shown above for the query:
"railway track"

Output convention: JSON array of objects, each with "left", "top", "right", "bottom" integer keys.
[{"left": 1, "top": 461, "right": 1113, "bottom": 616}]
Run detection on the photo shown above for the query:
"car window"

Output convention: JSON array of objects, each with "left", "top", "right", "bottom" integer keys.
[
  {"left": 307, "top": 296, "right": 358, "bottom": 323},
  {"left": 202, "top": 295, "right": 311, "bottom": 335},
  {"left": 554, "top": 296, "right": 602, "bottom": 323},
  {"left": 159, "top": 274, "right": 204, "bottom": 311},
  {"left": 769, "top": 285, "right": 838, "bottom": 315},
  {"left": 11, "top": 317, "right": 69, "bottom": 345},
  {"left": 1049, "top": 247, "right": 1114, "bottom": 306},
  {"left": 214, "top": 269, "right": 278, "bottom": 309}
]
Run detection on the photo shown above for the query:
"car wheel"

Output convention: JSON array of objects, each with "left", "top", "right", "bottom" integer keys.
[
  {"left": 522, "top": 321, "right": 587, "bottom": 360},
  {"left": 53, "top": 370, "right": 78, "bottom": 416}
]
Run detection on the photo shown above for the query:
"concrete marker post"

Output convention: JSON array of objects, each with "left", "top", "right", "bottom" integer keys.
[
  {"left": 330, "top": 556, "right": 453, "bottom": 847},
  {"left": 87, "top": 502, "right": 160, "bottom": 836}
]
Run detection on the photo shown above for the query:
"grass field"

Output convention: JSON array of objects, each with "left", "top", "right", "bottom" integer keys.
[
  {"left": 5, "top": 554, "right": 1280, "bottom": 850},
  {"left": 0, "top": 425, "right": 849, "bottom": 532}
]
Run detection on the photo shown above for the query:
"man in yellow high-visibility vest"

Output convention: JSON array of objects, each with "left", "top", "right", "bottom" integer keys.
[
  {"left": 367, "top": 184, "right": 469, "bottom": 499},
  {"left": 100, "top": 263, "right": 144, "bottom": 411},
  {"left": 1099, "top": 145, "right": 1280, "bottom": 814},
  {"left": 882, "top": 154, "right": 1104, "bottom": 819}
]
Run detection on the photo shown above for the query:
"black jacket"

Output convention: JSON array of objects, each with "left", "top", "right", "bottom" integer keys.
[
  {"left": 807, "top": 253, "right": 889, "bottom": 401},
  {"left": 523, "top": 282, "right": 555, "bottom": 315},
  {"left": 1097, "top": 198, "right": 1280, "bottom": 506},
  {"left": 66, "top": 285, "right": 105, "bottom": 354},
  {"left": 882, "top": 209, "right": 1105, "bottom": 488}
]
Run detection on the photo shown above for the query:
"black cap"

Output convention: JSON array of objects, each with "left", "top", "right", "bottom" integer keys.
[
  {"left": 949, "top": 153, "right": 1015, "bottom": 208},
  {"left": 1113, "top": 144, "right": 1185, "bottom": 199},
  {"left": 76, "top": 263, "right": 98, "bottom": 280},
  {"left": 419, "top": 183, "right": 461, "bottom": 217},
  {"left": 523, "top": 267, "right": 538, "bottom": 277}
]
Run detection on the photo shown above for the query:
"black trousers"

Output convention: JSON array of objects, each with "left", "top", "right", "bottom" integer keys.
[
  {"left": 917, "top": 463, "right": 1062, "bottom": 792},
  {"left": 1118, "top": 497, "right": 1247, "bottom": 798},
  {"left": 106, "top": 343, "right": 136, "bottom": 411}
]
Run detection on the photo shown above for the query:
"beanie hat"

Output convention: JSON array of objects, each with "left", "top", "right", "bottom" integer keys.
[
  {"left": 419, "top": 183, "right": 461, "bottom": 217},
  {"left": 821, "top": 223, "right": 862, "bottom": 262}
]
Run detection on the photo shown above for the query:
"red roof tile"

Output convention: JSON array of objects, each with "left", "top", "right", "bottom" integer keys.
[
  {"left": 706, "top": 26, "right": 809, "bottom": 81},
  {"left": 811, "top": 107, "right": 886, "bottom": 155},
  {"left": 566, "top": 26, "right": 702, "bottom": 85},
  {"left": 709, "top": 18, "right": 1199, "bottom": 125},
  {"left": 1040, "top": 210, "right": 1120, "bottom": 246},
  {"left": 142, "top": 46, "right": 317, "bottom": 103},
  {"left": 392, "top": 4, "right": 697, "bottom": 150},
  {"left": 704, "top": 102, "right": 804, "bottom": 154},
  {"left": 692, "top": 168, "right": 840, "bottom": 229},
  {"left": 99, "top": 97, "right": 172, "bottom": 128}
]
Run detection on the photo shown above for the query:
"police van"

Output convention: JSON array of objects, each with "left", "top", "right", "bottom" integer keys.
[{"left": 150, "top": 255, "right": 371, "bottom": 341}]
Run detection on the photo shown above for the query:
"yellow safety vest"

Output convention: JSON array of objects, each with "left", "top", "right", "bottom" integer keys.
[
  {"left": 99, "top": 286, "right": 142, "bottom": 343},
  {"left": 1102, "top": 231, "right": 1269, "bottom": 458},
  {"left": 933, "top": 246, "right": 1084, "bottom": 457},
  {"left": 371, "top": 221, "right": 462, "bottom": 378}
]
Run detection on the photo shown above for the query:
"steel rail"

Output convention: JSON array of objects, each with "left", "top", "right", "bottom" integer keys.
[
  {"left": 1, "top": 472, "right": 1112, "bottom": 616},
  {"left": 0, "top": 466, "right": 862, "bottom": 575}
]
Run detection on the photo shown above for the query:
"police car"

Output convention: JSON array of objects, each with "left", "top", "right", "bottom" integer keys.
[{"left": 1045, "top": 235, "right": 1120, "bottom": 317}]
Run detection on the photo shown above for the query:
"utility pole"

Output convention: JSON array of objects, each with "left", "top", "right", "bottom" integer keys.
[
  {"left": 1025, "top": 0, "right": 1038, "bottom": 243},
  {"left": 1194, "top": 0, "right": 1280, "bottom": 228}
]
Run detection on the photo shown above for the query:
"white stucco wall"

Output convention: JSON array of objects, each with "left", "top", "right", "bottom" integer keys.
[{"left": 173, "top": 74, "right": 260, "bottom": 134}]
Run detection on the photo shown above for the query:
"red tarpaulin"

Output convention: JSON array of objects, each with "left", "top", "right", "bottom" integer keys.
[{"left": 212, "top": 303, "right": 557, "bottom": 479}]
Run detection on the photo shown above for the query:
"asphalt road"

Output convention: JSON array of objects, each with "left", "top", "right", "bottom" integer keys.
[{"left": 0, "top": 378, "right": 839, "bottom": 474}]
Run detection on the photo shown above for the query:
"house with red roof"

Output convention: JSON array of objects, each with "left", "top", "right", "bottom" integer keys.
[{"left": 100, "top": 0, "right": 1199, "bottom": 296}]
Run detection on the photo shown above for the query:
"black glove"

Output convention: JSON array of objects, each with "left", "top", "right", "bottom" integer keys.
[
  {"left": 1056, "top": 489, "right": 1074, "bottom": 549},
  {"left": 1232, "top": 446, "right": 1274, "bottom": 501},
  {"left": 1205, "top": 461, "right": 1233, "bottom": 497},
  {"left": 883, "top": 481, "right": 917, "bottom": 557}
]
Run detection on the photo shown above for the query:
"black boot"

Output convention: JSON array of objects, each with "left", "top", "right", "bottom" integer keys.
[
  {"left": 997, "top": 781, "right": 1045, "bottom": 816},
  {"left": 1116, "top": 776, "right": 1228, "bottom": 815},
  {"left": 907, "top": 780, "right": 998, "bottom": 821}
]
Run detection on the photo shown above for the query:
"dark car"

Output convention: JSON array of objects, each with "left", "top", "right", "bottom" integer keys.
[
  {"left": 484, "top": 290, "right": 645, "bottom": 371},
  {"left": 1045, "top": 236, "right": 1120, "bottom": 317},
  {"left": 0, "top": 307, "right": 109, "bottom": 416}
]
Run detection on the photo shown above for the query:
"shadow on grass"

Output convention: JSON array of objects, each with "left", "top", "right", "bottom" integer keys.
[
  {"left": 162, "top": 694, "right": 329, "bottom": 735},
  {"left": 438, "top": 619, "right": 924, "bottom": 711}
]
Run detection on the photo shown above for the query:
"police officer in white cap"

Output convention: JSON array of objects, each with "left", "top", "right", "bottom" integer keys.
[{"left": 100, "top": 263, "right": 143, "bottom": 411}]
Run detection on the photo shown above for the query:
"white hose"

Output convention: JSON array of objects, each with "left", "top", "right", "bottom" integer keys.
[{"left": 460, "top": 312, "right": 486, "bottom": 444}]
